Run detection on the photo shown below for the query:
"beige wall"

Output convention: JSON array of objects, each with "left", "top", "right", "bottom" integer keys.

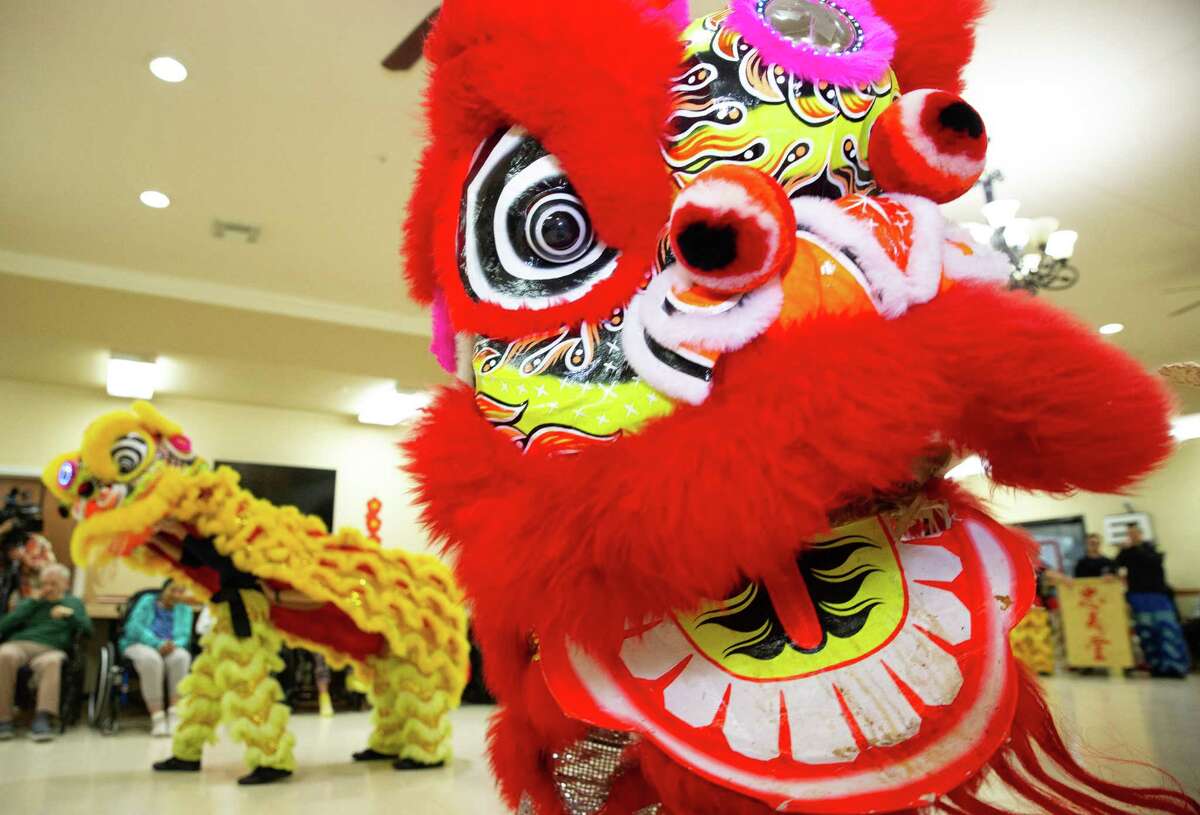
[
  {"left": 0, "top": 377, "right": 432, "bottom": 554},
  {"left": 960, "top": 440, "right": 1200, "bottom": 590}
]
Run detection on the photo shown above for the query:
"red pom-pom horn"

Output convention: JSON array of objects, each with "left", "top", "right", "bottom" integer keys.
[{"left": 868, "top": 89, "right": 988, "bottom": 203}]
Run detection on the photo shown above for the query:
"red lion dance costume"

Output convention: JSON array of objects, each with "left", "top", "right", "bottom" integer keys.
[{"left": 402, "top": 1, "right": 1200, "bottom": 813}]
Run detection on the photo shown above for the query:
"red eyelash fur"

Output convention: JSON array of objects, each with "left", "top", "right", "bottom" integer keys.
[
  {"left": 403, "top": 0, "right": 682, "bottom": 339},
  {"left": 873, "top": 0, "right": 989, "bottom": 93}
]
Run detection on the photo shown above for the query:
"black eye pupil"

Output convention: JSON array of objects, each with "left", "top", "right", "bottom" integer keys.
[{"left": 541, "top": 212, "right": 580, "bottom": 250}]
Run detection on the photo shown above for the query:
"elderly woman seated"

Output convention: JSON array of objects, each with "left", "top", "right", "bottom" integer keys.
[
  {"left": 120, "top": 580, "right": 194, "bottom": 736},
  {"left": 0, "top": 563, "right": 92, "bottom": 741}
]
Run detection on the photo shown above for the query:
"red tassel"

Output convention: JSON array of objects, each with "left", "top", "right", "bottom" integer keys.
[{"left": 937, "top": 668, "right": 1200, "bottom": 814}]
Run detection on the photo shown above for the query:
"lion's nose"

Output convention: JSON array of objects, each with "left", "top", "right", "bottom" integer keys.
[{"left": 668, "top": 165, "right": 796, "bottom": 293}]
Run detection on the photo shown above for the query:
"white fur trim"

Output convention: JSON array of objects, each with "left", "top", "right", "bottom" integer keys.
[
  {"left": 641, "top": 264, "right": 784, "bottom": 352},
  {"left": 623, "top": 285, "right": 714, "bottom": 406},
  {"left": 673, "top": 177, "right": 782, "bottom": 291},
  {"left": 942, "top": 225, "right": 1012, "bottom": 285},
  {"left": 899, "top": 89, "right": 986, "bottom": 181},
  {"left": 889, "top": 194, "right": 951, "bottom": 307}
]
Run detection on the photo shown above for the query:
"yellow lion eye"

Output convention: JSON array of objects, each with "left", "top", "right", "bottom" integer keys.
[{"left": 111, "top": 433, "right": 150, "bottom": 476}]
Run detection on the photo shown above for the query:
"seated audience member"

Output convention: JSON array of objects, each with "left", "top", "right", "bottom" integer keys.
[
  {"left": 1118, "top": 523, "right": 1191, "bottom": 677},
  {"left": 0, "top": 564, "right": 91, "bottom": 740},
  {"left": 1074, "top": 533, "right": 1118, "bottom": 578},
  {"left": 120, "top": 580, "right": 194, "bottom": 736}
]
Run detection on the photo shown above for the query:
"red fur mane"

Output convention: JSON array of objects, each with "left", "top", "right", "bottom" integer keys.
[
  {"left": 873, "top": 0, "right": 988, "bottom": 92},
  {"left": 404, "top": 0, "right": 682, "bottom": 338}
]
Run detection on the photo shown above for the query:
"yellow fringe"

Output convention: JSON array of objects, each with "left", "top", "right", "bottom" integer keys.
[{"left": 172, "top": 595, "right": 296, "bottom": 770}]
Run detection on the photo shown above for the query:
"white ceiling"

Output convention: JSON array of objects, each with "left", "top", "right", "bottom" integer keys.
[{"left": 1, "top": 0, "right": 1198, "bottom": 416}]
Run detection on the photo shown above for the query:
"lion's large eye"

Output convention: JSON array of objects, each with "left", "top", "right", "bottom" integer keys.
[
  {"left": 110, "top": 433, "right": 149, "bottom": 476},
  {"left": 525, "top": 192, "right": 594, "bottom": 264},
  {"left": 459, "top": 126, "right": 619, "bottom": 310}
]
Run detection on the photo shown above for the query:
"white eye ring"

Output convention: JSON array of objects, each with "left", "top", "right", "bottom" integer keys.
[{"left": 111, "top": 434, "right": 149, "bottom": 475}]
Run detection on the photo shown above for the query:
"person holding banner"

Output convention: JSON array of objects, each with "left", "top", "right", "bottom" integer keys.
[
  {"left": 1075, "top": 533, "right": 1118, "bottom": 579},
  {"left": 1118, "top": 524, "right": 1191, "bottom": 677}
]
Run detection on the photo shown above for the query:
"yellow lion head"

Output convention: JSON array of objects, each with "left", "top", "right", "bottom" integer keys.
[{"left": 43, "top": 401, "right": 205, "bottom": 564}]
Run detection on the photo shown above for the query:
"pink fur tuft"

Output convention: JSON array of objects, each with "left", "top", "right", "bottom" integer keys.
[
  {"left": 727, "top": 0, "right": 897, "bottom": 86},
  {"left": 428, "top": 288, "right": 457, "bottom": 374}
]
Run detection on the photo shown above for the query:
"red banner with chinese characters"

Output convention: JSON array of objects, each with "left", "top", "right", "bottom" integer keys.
[{"left": 1059, "top": 578, "right": 1134, "bottom": 669}]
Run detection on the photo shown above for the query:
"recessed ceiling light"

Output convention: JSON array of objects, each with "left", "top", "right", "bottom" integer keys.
[
  {"left": 139, "top": 190, "right": 171, "bottom": 209},
  {"left": 1173, "top": 413, "right": 1200, "bottom": 443},
  {"left": 149, "top": 56, "right": 188, "bottom": 83},
  {"left": 357, "top": 387, "right": 432, "bottom": 426},
  {"left": 1098, "top": 323, "right": 1125, "bottom": 336},
  {"left": 107, "top": 354, "right": 158, "bottom": 399}
]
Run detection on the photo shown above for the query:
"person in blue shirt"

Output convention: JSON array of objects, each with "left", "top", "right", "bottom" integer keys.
[{"left": 119, "top": 580, "right": 194, "bottom": 736}]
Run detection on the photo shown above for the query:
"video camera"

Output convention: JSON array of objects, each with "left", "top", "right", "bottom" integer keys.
[{"left": 1, "top": 488, "right": 43, "bottom": 550}]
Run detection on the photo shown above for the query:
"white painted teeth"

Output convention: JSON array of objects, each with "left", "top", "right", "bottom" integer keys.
[
  {"left": 618, "top": 538, "right": 971, "bottom": 764},
  {"left": 620, "top": 620, "right": 692, "bottom": 680},
  {"left": 906, "top": 583, "right": 971, "bottom": 645},
  {"left": 662, "top": 656, "right": 728, "bottom": 728},
  {"left": 833, "top": 658, "right": 921, "bottom": 748},
  {"left": 782, "top": 677, "right": 860, "bottom": 764},
  {"left": 898, "top": 542, "right": 962, "bottom": 581},
  {"left": 882, "top": 628, "right": 964, "bottom": 707},
  {"left": 723, "top": 681, "right": 782, "bottom": 761}
]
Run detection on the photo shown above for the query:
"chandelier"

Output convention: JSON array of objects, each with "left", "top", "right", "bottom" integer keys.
[{"left": 962, "top": 171, "right": 1079, "bottom": 293}]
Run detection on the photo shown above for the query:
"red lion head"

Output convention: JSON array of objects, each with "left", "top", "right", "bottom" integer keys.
[{"left": 402, "top": 3, "right": 1187, "bottom": 814}]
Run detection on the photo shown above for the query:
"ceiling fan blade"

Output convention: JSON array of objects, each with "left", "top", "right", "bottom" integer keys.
[
  {"left": 1167, "top": 299, "right": 1200, "bottom": 318},
  {"left": 382, "top": 7, "right": 439, "bottom": 71}
]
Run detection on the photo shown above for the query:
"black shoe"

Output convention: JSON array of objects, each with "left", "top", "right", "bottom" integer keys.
[
  {"left": 352, "top": 748, "right": 396, "bottom": 762},
  {"left": 237, "top": 766, "right": 292, "bottom": 785},
  {"left": 393, "top": 757, "right": 445, "bottom": 771},
  {"left": 153, "top": 757, "right": 201, "bottom": 772}
]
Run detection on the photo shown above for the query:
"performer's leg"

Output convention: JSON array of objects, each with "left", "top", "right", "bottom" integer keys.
[
  {"left": 361, "top": 656, "right": 454, "bottom": 769},
  {"left": 214, "top": 591, "right": 295, "bottom": 785},
  {"left": 352, "top": 663, "right": 398, "bottom": 761},
  {"left": 156, "top": 627, "right": 221, "bottom": 772},
  {"left": 314, "top": 653, "right": 333, "bottom": 717}
]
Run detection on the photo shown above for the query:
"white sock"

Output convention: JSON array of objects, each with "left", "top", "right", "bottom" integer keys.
[{"left": 151, "top": 710, "right": 166, "bottom": 723}]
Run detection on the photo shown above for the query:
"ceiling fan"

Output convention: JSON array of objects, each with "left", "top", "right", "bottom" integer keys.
[
  {"left": 1165, "top": 284, "right": 1200, "bottom": 318},
  {"left": 381, "top": 7, "right": 439, "bottom": 71}
]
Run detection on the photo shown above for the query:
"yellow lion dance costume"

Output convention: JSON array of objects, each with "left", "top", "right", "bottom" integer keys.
[{"left": 44, "top": 401, "right": 469, "bottom": 785}]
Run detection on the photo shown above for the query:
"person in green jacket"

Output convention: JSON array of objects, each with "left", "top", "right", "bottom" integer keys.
[
  {"left": 120, "top": 580, "right": 194, "bottom": 737},
  {"left": 0, "top": 563, "right": 91, "bottom": 741}
]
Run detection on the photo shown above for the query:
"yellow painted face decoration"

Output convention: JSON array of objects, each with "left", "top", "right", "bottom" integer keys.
[
  {"left": 667, "top": 9, "right": 897, "bottom": 199},
  {"left": 677, "top": 517, "right": 906, "bottom": 680}
]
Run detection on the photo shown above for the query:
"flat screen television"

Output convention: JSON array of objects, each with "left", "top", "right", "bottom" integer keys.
[{"left": 215, "top": 461, "right": 336, "bottom": 530}]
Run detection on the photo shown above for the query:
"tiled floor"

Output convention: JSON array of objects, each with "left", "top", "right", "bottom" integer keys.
[{"left": 1, "top": 675, "right": 1197, "bottom": 814}]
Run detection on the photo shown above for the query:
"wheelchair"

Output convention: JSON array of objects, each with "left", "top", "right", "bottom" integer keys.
[{"left": 90, "top": 587, "right": 182, "bottom": 735}]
